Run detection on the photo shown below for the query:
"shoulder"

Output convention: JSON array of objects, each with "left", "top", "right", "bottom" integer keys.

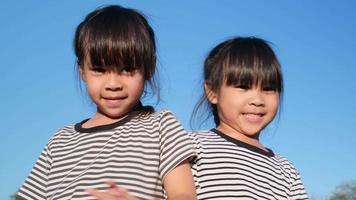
[
  {"left": 188, "top": 130, "right": 224, "bottom": 149},
  {"left": 148, "top": 109, "right": 181, "bottom": 124},
  {"left": 127, "top": 109, "right": 176, "bottom": 125},
  {"left": 52, "top": 124, "right": 76, "bottom": 136},
  {"left": 47, "top": 124, "right": 77, "bottom": 146},
  {"left": 133, "top": 109, "right": 185, "bottom": 133},
  {"left": 189, "top": 129, "right": 220, "bottom": 141},
  {"left": 273, "top": 153, "right": 296, "bottom": 167},
  {"left": 272, "top": 153, "right": 302, "bottom": 177},
  {"left": 137, "top": 109, "right": 176, "bottom": 120},
  {"left": 154, "top": 109, "right": 177, "bottom": 118}
]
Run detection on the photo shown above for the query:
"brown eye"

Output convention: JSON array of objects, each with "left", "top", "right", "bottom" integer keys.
[
  {"left": 234, "top": 85, "right": 249, "bottom": 90},
  {"left": 262, "top": 87, "right": 276, "bottom": 91},
  {"left": 91, "top": 67, "right": 106, "bottom": 74},
  {"left": 121, "top": 66, "right": 138, "bottom": 75},
  {"left": 263, "top": 87, "right": 277, "bottom": 93}
]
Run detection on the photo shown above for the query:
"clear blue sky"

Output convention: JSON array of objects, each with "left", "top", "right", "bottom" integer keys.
[{"left": 1, "top": 1, "right": 355, "bottom": 199}]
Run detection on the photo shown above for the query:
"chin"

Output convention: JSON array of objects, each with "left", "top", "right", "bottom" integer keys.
[{"left": 242, "top": 129, "right": 261, "bottom": 138}]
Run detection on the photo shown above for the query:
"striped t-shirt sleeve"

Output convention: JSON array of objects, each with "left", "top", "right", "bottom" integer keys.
[
  {"left": 290, "top": 170, "right": 309, "bottom": 200},
  {"left": 18, "top": 144, "right": 52, "bottom": 200},
  {"left": 158, "top": 111, "right": 196, "bottom": 180}
]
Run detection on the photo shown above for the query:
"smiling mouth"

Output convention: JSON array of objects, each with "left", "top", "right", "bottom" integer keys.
[
  {"left": 104, "top": 96, "right": 126, "bottom": 100},
  {"left": 103, "top": 96, "right": 127, "bottom": 104},
  {"left": 242, "top": 113, "right": 265, "bottom": 122},
  {"left": 243, "top": 113, "right": 265, "bottom": 117}
]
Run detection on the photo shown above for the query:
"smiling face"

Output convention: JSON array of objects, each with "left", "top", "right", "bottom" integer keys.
[
  {"left": 80, "top": 60, "right": 144, "bottom": 125},
  {"left": 206, "top": 82, "right": 279, "bottom": 146},
  {"left": 200, "top": 37, "right": 283, "bottom": 148},
  {"left": 74, "top": 5, "right": 158, "bottom": 127}
]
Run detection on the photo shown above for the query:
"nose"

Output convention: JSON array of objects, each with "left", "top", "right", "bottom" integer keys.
[
  {"left": 248, "top": 89, "right": 264, "bottom": 107},
  {"left": 105, "top": 72, "right": 123, "bottom": 91}
]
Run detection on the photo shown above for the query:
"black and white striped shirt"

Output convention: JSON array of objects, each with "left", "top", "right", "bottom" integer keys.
[
  {"left": 190, "top": 129, "right": 308, "bottom": 200},
  {"left": 18, "top": 109, "right": 196, "bottom": 200}
]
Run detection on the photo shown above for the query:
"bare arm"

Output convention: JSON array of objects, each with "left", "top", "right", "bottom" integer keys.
[{"left": 164, "top": 160, "right": 197, "bottom": 200}]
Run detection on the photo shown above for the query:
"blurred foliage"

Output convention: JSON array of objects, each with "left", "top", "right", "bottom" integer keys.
[
  {"left": 9, "top": 191, "right": 25, "bottom": 200},
  {"left": 329, "top": 180, "right": 356, "bottom": 200}
]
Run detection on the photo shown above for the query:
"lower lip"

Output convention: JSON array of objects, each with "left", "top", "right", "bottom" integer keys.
[
  {"left": 243, "top": 113, "right": 263, "bottom": 123},
  {"left": 104, "top": 98, "right": 125, "bottom": 105}
]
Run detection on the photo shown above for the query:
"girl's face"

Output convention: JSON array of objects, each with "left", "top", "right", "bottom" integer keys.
[
  {"left": 80, "top": 59, "right": 144, "bottom": 124},
  {"left": 206, "top": 82, "right": 279, "bottom": 144}
]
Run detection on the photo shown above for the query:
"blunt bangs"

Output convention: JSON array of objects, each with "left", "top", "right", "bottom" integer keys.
[
  {"left": 193, "top": 36, "right": 284, "bottom": 128},
  {"left": 223, "top": 38, "right": 283, "bottom": 93},
  {"left": 75, "top": 6, "right": 156, "bottom": 80}
]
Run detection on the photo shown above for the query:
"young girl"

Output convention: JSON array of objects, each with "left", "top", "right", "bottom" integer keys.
[
  {"left": 190, "top": 37, "right": 309, "bottom": 199},
  {"left": 17, "top": 5, "right": 196, "bottom": 200}
]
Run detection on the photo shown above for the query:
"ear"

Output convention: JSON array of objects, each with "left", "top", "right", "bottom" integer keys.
[{"left": 204, "top": 82, "right": 218, "bottom": 104}]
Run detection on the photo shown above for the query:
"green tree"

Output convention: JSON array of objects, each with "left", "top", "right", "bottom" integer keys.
[
  {"left": 10, "top": 196, "right": 25, "bottom": 200},
  {"left": 9, "top": 190, "right": 25, "bottom": 200},
  {"left": 329, "top": 180, "right": 356, "bottom": 200}
]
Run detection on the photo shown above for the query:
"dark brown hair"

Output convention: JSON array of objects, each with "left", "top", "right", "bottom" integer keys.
[
  {"left": 192, "top": 36, "right": 283, "bottom": 127},
  {"left": 74, "top": 5, "right": 158, "bottom": 100}
]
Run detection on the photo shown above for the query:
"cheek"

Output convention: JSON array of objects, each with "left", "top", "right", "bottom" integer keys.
[
  {"left": 86, "top": 86, "right": 97, "bottom": 99},
  {"left": 136, "top": 81, "right": 145, "bottom": 95},
  {"left": 269, "top": 96, "right": 280, "bottom": 113},
  {"left": 85, "top": 80, "right": 101, "bottom": 97},
  {"left": 128, "top": 77, "right": 145, "bottom": 95}
]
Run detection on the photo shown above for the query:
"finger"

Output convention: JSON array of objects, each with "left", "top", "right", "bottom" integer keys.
[
  {"left": 86, "top": 188, "right": 105, "bottom": 198},
  {"left": 116, "top": 188, "right": 139, "bottom": 200},
  {"left": 107, "top": 187, "right": 123, "bottom": 197},
  {"left": 106, "top": 180, "right": 119, "bottom": 189},
  {"left": 87, "top": 188, "right": 121, "bottom": 200}
]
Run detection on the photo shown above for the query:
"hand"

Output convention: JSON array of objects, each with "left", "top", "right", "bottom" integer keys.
[{"left": 86, "top": 181, "right": 138, "bottom": 200}]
